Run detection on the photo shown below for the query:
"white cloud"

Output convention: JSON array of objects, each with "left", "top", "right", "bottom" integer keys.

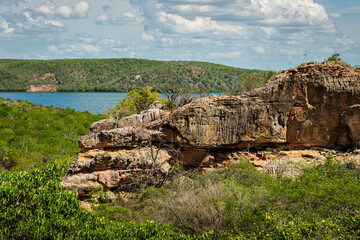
[
  {"left": 322, "top": 46, "right": 333, "bottom": 53},
  {"left": 330, "top": 13, "right": 341, "bottom": 19},
  {"left": 73, "top": 1, "right": 90, "bottom": 18},
  {"left": 95, "top": 13, "right": 142, "bottom": 25},
  {"left": 1, "top": 20, "right": 15, "bottom": 34},
  {"left": 35, "top": 1, "right": 55, "bottom": 17},
  {"left": 157, "top": 12, "right": 244, "bottom": 36},
  {"left": 336, "top": 35, "right": 355, "bottom": 46},
  {"left": 141, "top": 32, "right": 155, "bottom": 41},
  {"left": 80, "top": 44, "right": 100, "bottom": 53},
  {"left": 22, "top": 11, "right": 64, "bottom": 33},
  {"left": 253, "top": 46, "right": 265, "bottom": 54},
  {"left": 47, "top": 44, "right": 59, "bottom": 52},
  {"left": 56, "top": 6, "right": 72, "bottom": 19}
]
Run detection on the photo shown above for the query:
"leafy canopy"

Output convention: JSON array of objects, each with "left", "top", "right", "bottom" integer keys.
[{"left": 107, "top": 86, "right": 165, "bottom": 119}]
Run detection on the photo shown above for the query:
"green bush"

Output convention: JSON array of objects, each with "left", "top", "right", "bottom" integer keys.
[
  {"left": 0, "top": 163, "right": 204, "bottom": 239},
  {"left": 106, "top": 86, "right": 165, "bottom": 119}
]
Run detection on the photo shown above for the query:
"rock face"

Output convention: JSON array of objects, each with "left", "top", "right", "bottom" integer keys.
[
  {"left": 62, "top": 61, "right": 360, "bottom": 197},
  {"left": 26, "top": 84, "right": 58, "bottom": 92}
]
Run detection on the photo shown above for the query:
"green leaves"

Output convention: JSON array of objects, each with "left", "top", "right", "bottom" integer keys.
[
  {"left": 107, "top": 86, "right": 165, "bottom": 119},
  {"left": 0, "top": 164, "right": 201, "bottom": 239}
]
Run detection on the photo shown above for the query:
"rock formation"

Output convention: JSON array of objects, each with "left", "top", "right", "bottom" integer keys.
[
  {"left": 62, "top": 61, "right": 360, "bottom": 197},
  {"left": 26, "top": 84, "right": 58, "bottom": 92}
]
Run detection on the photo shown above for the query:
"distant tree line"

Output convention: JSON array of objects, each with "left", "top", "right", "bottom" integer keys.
[{"left": 0, "top": 58, "right": 269, "bottom": 92}]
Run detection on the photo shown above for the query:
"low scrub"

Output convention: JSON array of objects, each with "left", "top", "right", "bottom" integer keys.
[{"left": 95, "top": 157, "right": 360, "bottom": 239}]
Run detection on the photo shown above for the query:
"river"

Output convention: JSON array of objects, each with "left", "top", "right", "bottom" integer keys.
[{"left": 0, "top": 92, "right": 128, "bottom": 114}]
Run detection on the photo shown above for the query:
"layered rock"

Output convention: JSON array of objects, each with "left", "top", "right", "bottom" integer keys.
[{"left": 62, "top": 61, "right": 360, "bottom": 197}]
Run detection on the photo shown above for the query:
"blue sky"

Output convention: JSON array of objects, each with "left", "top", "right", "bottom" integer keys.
[{"left": 0, "top": 0, "right": 359, "bottom": 70}]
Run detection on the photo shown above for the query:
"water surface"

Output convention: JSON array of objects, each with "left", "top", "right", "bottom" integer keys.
[{"left": 0, "top": 92, "right": 127, "bottom": 114}]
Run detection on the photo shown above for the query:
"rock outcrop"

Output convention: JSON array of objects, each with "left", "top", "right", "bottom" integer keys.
[
  {"left": 26, "top": 84, "right": 58, "bottom": 92},
  {"left": 62, "top": 61, "right": 360, "bottom": 197}
]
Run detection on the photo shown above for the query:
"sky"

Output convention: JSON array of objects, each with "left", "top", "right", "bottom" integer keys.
[{"left": 0, "top": 0, "right": 359, "bottom": 70}]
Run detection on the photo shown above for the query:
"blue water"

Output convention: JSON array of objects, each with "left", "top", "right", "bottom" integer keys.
[
  {"left": 0, "top": 92, "right": 224, "bottom": 114},
  {"left": 0, "top": 92, "right": 127, "bottom": 114}
]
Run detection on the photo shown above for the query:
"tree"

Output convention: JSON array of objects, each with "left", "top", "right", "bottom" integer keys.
[
  {"left": 325, "top": 53, "right": 341, "bottom": 62},
  {"left": 107, "top": 86, "right": 165, "bottom": 119}
]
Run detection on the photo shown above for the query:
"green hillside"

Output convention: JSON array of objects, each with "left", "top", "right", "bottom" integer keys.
[
  {"left": 0, "top": 58, "right": 266, "bottom": 92},
  {"left": 0, "top": 97, "right": 101, "bottom": 171}
]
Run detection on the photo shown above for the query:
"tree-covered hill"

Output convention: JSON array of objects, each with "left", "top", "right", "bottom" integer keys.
[{"left": 0, "top": 58, "right": 266, "bottom": 92}]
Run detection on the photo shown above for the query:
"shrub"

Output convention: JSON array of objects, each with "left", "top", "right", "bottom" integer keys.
[
  {"left": 107, "top": 86, "right": 165, "bottom": 119},
  {"left": 0, "top": 163, "right": 204, "bottom": 239}
]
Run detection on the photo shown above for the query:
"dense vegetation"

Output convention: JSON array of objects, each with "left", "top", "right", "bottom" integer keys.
[
  {"left": 0, "top": 58, "right": 267, "bottom": 92},
  {"left": 0, "top": 97, "right": 101, "bottom": 171},
  {"left": 106, "top": 86, "right": 165, "bottom": 119},
  {"left": 95, "top": 157, "right": 360, "bottom": 239},
  {"left": 0, "top": 163, "right": 204, "bottom": 239}
]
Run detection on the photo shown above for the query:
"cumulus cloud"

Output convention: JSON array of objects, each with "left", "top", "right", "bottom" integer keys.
[
  {"left": 1, "top": 10, "right": 65, "bottom": 35},
  {"left": 130, "top": 0, "right": 336, "bottom": 43},
  {"left": 0, "top": 20, "right": 15, "bottom": 34},
  {"left": 141, "top": 32, "right": 155, "bottom": 41},
  {"left": 95, "top": 13, "right": 142, "bottom": 25},
  {"left": 56, "top": 1, "right": 90, "bottom": 19},
  {"left": 80, "top": 44, "right": 100, "bottom": 53},
  {"left": 56, "top": 6, "right": 72, "bottom": 19}
]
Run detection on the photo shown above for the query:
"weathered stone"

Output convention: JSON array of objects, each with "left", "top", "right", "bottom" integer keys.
[
  {"left": 62, "top": 147, "right": 172, "bottom": 197},
  {"left": 64, "top": 61, "right": 360, "bottom": 198},
  {"left": 61, "top": 173, "right": 101, "bottom": 198},
  {"left": 169, "top": 61, "right": 360, "bottom": 149},
  {"left": 78, "top": 127, "right": 157, "bottom": 149},
  {"left": 342, "top": 104, "right": 360, "bottom": 145}
]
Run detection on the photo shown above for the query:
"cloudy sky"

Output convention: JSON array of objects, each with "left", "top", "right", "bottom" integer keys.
[{"left": 0, "top": 0, "right": 359, "bottom": 70}]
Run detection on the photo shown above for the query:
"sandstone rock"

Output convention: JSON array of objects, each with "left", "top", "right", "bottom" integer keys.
[
  {"left": 342, "top": 104, "right": 360, "bottom": 145},
  {"left": 26, "top": 84, "right": 58, "bottom": 92},
  {"left": 169, "top": 61, "right": 360, "bottom": 149},
  {"left": 78, "top": 127, "right": 162, "bottom": 149},
  {"left": 63, "top": 147, "right": 172, "bottom": 197},
  {"left": 64, "top": 61, "right": 360, "bottom": 198}
]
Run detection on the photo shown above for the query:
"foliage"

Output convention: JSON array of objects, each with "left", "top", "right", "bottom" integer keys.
[
  {"left": 225, "top": 71, "right": 270, "bottom": 95},
  {"left": 325, "top": 53, "right": 342, "bottom": 62},
  {"left": 95, "top": 158, "right": 360, "bottom": 239},
  {"left": 0, "top": 163, "right": 204, "bottom": 239},
  {"left": 0, "top": 58, "right": 268, "bottom": 92},
  {"left": 106, "top": 86, "right": 165, "bottom": 119},
  {"left": 0, "top": 97, "right": 101, "bottom": 171}
]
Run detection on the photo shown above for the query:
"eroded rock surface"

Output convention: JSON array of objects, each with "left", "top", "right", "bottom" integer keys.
[{"left": 62, "top": 61, "right": 360, "bottom": 197}]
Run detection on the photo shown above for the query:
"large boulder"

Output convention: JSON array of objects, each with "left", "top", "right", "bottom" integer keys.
[{"left": 62, "top": 61, "right": 360, "bottom": 197}]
